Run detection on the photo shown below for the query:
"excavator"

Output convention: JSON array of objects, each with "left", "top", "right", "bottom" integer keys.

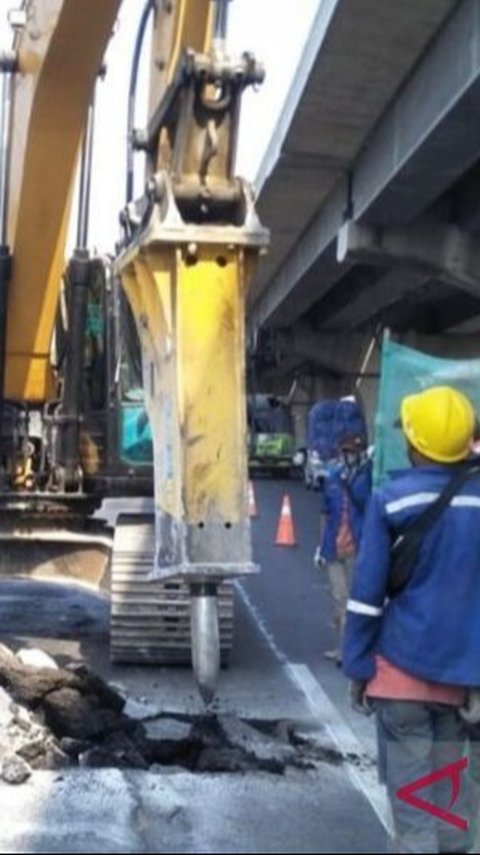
[{"left": 0, "top": 0, "right": 268, "bottom": 702}]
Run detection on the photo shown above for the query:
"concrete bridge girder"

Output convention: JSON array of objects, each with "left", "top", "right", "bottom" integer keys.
[
  {"left": 251, "top": 0, "right": 480, "bottom": 337},
  {"left": 325, "top": 268, "right": 433, "bottom": 330},
  {"left": 273, "top": 327, "right": 480, "bottom": 380},
  {"left": 337, "top": 221, "right": 480, "bottom": 301},
  {"left": 279, "top": 328, "right": 373, "bottom": 379}
]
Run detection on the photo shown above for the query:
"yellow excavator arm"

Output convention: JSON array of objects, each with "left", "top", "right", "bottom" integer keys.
[
  {"left": 3, "top": 0, "right": 218, "bottom": 401},
  {"left": 4, "top": 0, "right": 122, "bottom": 401}
]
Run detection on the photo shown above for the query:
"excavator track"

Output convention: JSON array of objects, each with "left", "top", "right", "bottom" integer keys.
[
  {"left": 110, "top": 514, "right": 234, "bottom": 665},
  {"left": 0, "top": 513, "right": 112, "bottom": 590}
]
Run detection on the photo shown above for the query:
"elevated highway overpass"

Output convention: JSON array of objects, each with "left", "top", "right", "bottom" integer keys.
[{"left": 248, "top": 0, "right": 480, "bottom": 414}]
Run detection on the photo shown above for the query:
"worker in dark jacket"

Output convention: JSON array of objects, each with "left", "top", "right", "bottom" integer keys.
[
  {"left": 343, "top": 386, "right": 479, "bottom": 854},
  {"left": 315, "top": 434, "right": 372, "bottom": 664}
]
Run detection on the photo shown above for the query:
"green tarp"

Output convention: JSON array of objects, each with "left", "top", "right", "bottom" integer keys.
[{"left": 374, "top": 339, "right": 480, "bottom": 484}]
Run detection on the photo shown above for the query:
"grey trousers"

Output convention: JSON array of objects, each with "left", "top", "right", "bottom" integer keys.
[
  {"left": 326, "top": 556, "right": 355, "bottom": 641},
  {"left": 375, "top": 699, "right": 470, "bottom": 853}
]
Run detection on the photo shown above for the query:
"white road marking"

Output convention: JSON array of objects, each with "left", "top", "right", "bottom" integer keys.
[
  {"left": 235, "top": 581, "right": 392, "bottom": 835},
  {"left": 287, "top": 663, "right": 392, "bottom": 833},
  {"left": 234, "top": 580, "right": 287, "bottom": 665}
]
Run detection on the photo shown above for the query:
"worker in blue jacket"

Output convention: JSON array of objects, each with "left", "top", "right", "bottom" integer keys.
[
  {"left": 314, "top": 434, "right": 372, "bottom": 664},
  {"left": 343, "top": 386, "right": 480, "bottom": 854}
]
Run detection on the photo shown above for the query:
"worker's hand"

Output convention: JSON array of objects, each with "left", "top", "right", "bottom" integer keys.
[
  {"left": 459, "top": 689, "right": 480, "bottom": 725},
  {"left": 314, "top": 547, "right": 326, "bottom": 569},
  {"left": 348, "top": 680, "right": 373, "bottom": 716}
]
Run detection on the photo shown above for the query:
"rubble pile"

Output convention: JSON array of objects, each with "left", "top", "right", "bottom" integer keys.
[{"left": 0, "top": 643, "right": 342, "bottom": 784}]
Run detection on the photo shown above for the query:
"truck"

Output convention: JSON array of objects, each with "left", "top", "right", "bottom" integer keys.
[{"left": 247, "top": 394, "right": 298, "bottom": 475}]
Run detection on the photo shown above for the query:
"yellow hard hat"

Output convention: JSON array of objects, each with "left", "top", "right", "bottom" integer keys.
[{"left": 401, "top": 386, "right": 475, "bottom": 464}]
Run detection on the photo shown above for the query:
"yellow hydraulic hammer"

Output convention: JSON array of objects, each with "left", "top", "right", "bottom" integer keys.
[
  {"left": 119, "top": 196, "right": 268, "bottom": 701},
  {"left": 117, "top": 0, "right": 269, "bottom": 700}
]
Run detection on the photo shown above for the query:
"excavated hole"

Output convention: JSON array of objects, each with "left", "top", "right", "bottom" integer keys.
[{"left": 0, "top": 644, "right": 346, "bottom": 779}]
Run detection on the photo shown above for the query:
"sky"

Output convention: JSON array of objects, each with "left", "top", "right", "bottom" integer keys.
[{"left": 0, "top": 0, "right": 319, "bottom": 253}]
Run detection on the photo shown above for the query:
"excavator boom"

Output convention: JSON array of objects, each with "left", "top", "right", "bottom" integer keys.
[{"left": 3, "top": 0, "right": 122, "bottom": 402}]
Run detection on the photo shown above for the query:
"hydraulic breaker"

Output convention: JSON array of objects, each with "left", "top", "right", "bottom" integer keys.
[
  {"left": 117, "top": 0, "right": 268, "bottom": 700},
  {"left": 119, "top": 197, "right": 267, "bottom": 700}
]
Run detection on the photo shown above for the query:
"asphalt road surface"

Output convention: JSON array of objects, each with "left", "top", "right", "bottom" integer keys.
[{"left": 0, "top": 478, "right": 389, "bottom": 853}]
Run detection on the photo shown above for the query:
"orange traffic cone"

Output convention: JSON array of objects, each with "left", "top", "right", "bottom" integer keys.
[
  {"left": 275, "top": 495, "right": 296, "bottom": 547},
  {"left": 248, "top": 481, "right": 258, "bottom": 518}
]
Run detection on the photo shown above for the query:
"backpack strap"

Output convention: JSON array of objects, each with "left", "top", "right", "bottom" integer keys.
[{"left": 388, "top": 463, "right": 480, "bottom": 598}]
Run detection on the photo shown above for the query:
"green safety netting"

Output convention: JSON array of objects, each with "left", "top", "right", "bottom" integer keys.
[{"left": 374, "top": 338, "right": 480, "bottom": 484}]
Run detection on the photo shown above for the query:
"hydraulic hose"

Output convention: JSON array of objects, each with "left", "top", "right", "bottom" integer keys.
[
  {"left": 214, "top": 0, "right": 232, "bottom": 44},
  {"left": 126, "top": 0, "right": 156, "bottom": 206},
  {"left": 0, "top": 69, "right": 14, "bottom": 246},
  {"left": 76, "top": 94, "right": 96, "bottom": 251}
]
